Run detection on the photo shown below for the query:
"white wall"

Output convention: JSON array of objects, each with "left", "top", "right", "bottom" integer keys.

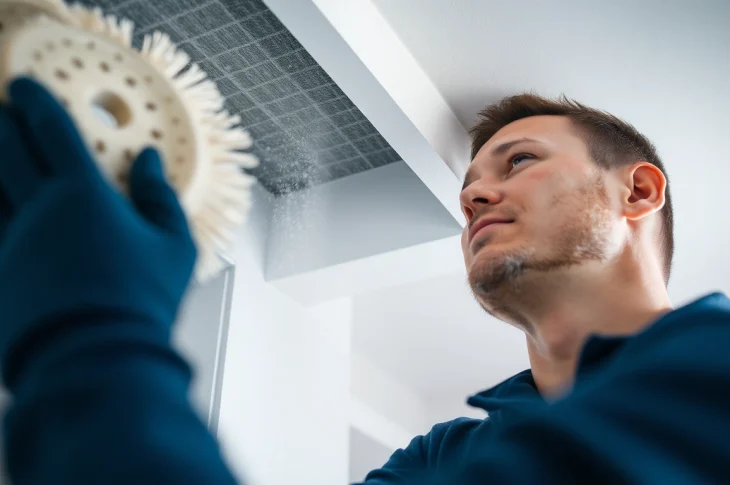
[
  {"left": 216, "top": 185, "right": 352, "bottom": 485},
  {"left": 426, "top": 398, "right": 486, "bottom": 426},
  {"left": 350, "top": 353, "right": 429, "bottom": 440},
  {"left": 216, "top": 162, "right": 466, "bottom": 484},
  {"left": 349, "top": 427, "right": 395, "bottom": 484},
  {"left": 347, "top": 352, "right": 431, "bottom": 482}
]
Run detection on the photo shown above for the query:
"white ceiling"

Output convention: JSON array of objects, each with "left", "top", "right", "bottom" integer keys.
[{"left": 350, "top": 0, "right": 730, "bottom": 420}]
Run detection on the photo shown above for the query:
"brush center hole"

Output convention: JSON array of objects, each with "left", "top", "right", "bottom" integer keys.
[{"left": 91, "top": 91, "right": 131, "bottom": 129}]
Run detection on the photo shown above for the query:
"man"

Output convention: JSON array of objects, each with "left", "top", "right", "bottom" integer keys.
[
  {"left": 1, "top": 79, "right": 729, "bottom": 484},
  {"left": 358, "top": 96, "right": 730, "bottom": 483}
]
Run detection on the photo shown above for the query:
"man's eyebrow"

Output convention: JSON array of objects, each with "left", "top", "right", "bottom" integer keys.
[
  {"left": 491, "top": 137, "right": 541, "bottom": 156},
  {"left": 461, "top": 137, "right": 541, "bottom": 191}
]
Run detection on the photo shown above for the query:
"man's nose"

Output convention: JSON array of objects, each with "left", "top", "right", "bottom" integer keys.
[{"left": 459, "top": 181, "right": 503, "bottom": 222}]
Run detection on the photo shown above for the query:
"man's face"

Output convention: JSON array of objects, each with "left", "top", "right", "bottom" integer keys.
[{"left": 460, "top": 115, "right": 619, "bottom": 317}]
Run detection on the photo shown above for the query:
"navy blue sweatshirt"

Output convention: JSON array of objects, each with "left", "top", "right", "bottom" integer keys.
[
  {"left": 4, "top": 292, "right": 730, "bottom": 484},
  {"left": 359, "top": 291, "right": 730, "bottom": 484}
]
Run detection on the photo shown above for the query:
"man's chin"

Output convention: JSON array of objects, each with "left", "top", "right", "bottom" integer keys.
[
  {"left": 470, "top": 243, "right": 523, "bottom": 271},
  {"left": 468, "top": 251, "right": 527, "bottom": 299}
]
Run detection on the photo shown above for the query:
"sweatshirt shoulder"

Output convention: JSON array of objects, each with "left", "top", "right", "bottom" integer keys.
[
  {"left": 359, "top": 417, "right": 488, "bottom": 484},
  {"left": 398, "top": 417, "right": 489, "bottom": 468}
]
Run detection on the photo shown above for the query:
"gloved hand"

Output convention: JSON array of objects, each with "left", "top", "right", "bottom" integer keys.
[{"left": 0, "top": 78, "right": 197, "bottom": 388}]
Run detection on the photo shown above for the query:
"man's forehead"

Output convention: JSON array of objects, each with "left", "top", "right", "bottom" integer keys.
[{"left": 474, "top": 115, "right": 575, "bottom": 161}]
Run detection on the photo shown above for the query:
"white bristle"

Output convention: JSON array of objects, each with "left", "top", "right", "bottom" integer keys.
[
  {"left": 174, "top": 65, "right": 207, "bottom": 89},
  {"left": 166, "top": 53, "right": 191, "bottom": 77},
  {"left": 210, "top": 128, "right": 254, "bottom": 148},
  {"left": 223, "top": 209, "right": 245, "bottom": 225},
  {"left": 196, "top": 225, "right": 229, "bottom": 262},
  {"left": 191, "top": 228, "right": 221, "bottom": 279},
  {"left": 196, "top": 215, "right": 236, "bottom": 246},
  {"left": 222, "top": 114, "right": 243, "bottom": 128},
  {"left": 104, "top": 15, "right": 118, "bottom": 39},
  {"left": 212, "top": 140, "right": 256, "bottom": 156},
  {"left": 215, "top": 151, "right": 259, "bottom": 169},
  {"left": 185, "top": 85, "right": 223, "bottom": 106},
  {"left": 215, "top": 184, "right": 251, "bottom": 202},
  {"left": 145, "top": 32, "right": 172, "bottom": 59},
  {"left": 218, "top": 205, "right": 245, "bottom": 225},
  {"left": 119, "top": 18, "right": 134, "bottom": 46},
  {"left": 212, "top": 170, "right": 257, "bottom": 190},
  {"left": 215, "top": 184, "right": 252, "bottom": 204},
  {"left": 89, "top": 7, "right": 105, "bottom": 32},
  {"left": 193, "top": 89, "right": 224, "bottom": 106},
  {"left": 199, "top": 194, "right": 245, "bottom": 223},
  {"left": 65, "top": 5, "right": 133, "bottom": 48},
  {"left": 183, "top": 91, "right": 220, "bottom": 108},
  {"left": 199, "top": 102, "right": 225, "bottom": 115},
  {"left": 211, "top": 129, "right": 251, "bottom": 143},
  {"left": 140, "top": 33, "right": 152, "bottom": 54},
  {"left": 150, "top": 32, "right": 171, "bottom": 57},
  {"left": 212, "top": 180, "right": 250, "bottom": 201},
  {"left": 200, "top": 256, "right": 225, "bottom": 281},
  {"left": 204, "top": 112, "right": 243, "bottom": 130}
]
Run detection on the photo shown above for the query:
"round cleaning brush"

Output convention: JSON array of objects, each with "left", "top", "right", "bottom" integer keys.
[{"left": 0, "top": 1, "right": 260, "bottom": 282}]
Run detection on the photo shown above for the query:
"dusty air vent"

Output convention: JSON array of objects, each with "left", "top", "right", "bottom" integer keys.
[{"left": 79, "top": 0, "right": 403, "bottom": 196}]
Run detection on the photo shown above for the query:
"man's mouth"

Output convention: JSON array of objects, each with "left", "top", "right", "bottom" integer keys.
[{"left": 469, "top": 217, "right": 514, "bottom": 244}]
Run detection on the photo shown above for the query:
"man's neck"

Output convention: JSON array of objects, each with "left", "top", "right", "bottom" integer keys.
[{"left": 514, "top": 261, "right": 673, "bottom": 398}]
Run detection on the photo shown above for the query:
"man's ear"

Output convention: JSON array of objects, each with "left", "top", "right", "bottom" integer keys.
[{"left": 622, "top": 162, "right": 666, "bottom": 221}]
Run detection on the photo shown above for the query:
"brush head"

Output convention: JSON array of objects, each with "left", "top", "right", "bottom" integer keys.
[
  {"left": 0, "top": 18, "right": 206, "bottom": 199},
  {"left": 0, "top": 7, "right": 259, "bottom": 281}
]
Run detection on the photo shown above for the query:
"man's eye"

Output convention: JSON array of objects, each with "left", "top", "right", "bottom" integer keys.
[{"left": 510, "top": 153, "right": 534, "bottom": 169}]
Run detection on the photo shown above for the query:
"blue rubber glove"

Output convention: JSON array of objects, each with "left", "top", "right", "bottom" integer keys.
[
  {"left": 0, "top": 79, "right": 239, "bottom": 485},
  {"left": 0, "top": 77, "right": 197, "bottom": 385}
]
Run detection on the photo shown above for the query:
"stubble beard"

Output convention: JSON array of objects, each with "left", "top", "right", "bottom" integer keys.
[{"left": 468, "top": 177, "right": 614, "bottom": 318}]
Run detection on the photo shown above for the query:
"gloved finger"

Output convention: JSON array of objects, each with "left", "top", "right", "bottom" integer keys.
[
  {"left": 129, "top": 147, "right": 190, "bottom": 235},
  {"left": 8, "top": 77, "right": 99, "bottom": 179},
  {"left": 0, "top": 103, "right": 43, "bottom": 207}
]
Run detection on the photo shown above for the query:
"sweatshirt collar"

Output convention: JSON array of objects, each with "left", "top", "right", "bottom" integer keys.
[{"left": 467, "top": 292, "right": 730, "bottom": 416}]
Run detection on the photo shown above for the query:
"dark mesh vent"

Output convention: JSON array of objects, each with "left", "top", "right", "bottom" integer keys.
[{"left": 78, "top": 0, "right": 403, "bottom": 195}]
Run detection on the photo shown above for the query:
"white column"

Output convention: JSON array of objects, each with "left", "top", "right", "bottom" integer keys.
[{"left": 217, "top": 185, "right": 352, "bottom": 485}]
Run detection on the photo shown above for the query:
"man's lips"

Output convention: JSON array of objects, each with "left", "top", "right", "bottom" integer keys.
[{"left": 468, "top": 217, "right": 514, "bottom": 244}]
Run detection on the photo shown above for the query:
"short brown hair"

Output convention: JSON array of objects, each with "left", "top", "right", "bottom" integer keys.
[{"left": 469, "top": 94, "right": 674, "bottom": 285}]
